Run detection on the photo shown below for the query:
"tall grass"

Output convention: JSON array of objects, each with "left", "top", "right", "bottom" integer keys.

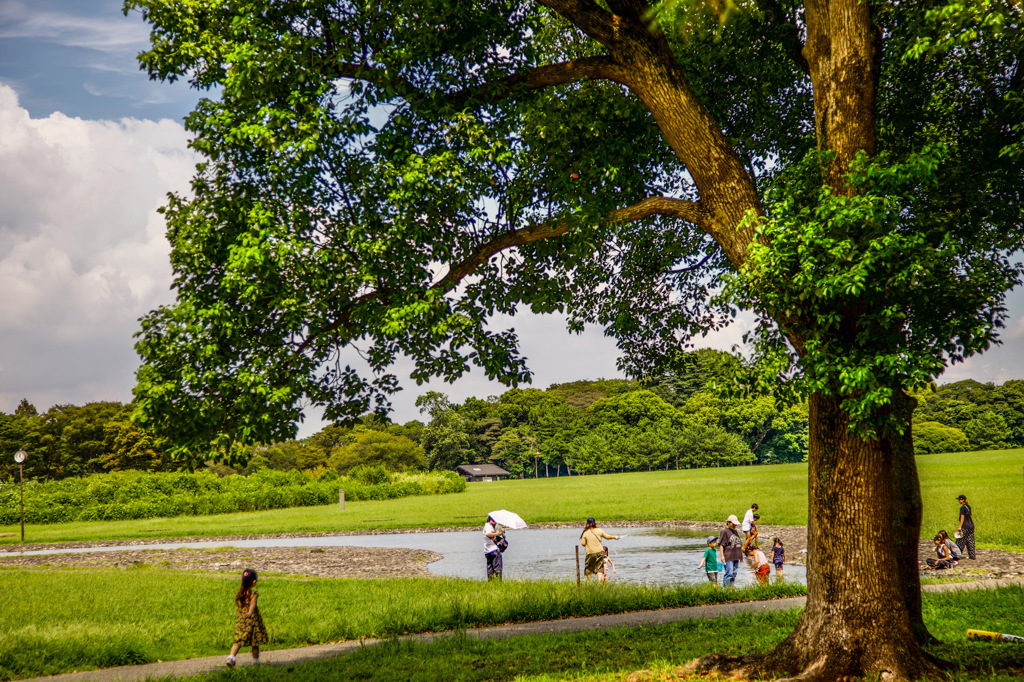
[
  {"left": 0, "top": 568, "right": 803, "bottom": 680},
  {"left": 2, "top": 448, "right": 1021, "bottom": 548}
]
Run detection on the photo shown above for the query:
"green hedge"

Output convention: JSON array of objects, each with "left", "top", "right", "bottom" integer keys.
[{"left": 0, "top": 468, "right": 465, "bottom": 525}]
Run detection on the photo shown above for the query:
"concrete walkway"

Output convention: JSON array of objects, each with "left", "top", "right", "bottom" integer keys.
[{"left": 31, "top": 578, "right": 1024, "bottom": 682}]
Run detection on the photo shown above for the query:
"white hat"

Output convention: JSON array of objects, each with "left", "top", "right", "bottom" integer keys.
[{"left": 726, "top": 514, "right": 741, "bottom": 526}]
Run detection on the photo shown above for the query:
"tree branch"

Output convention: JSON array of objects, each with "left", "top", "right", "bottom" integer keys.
[
  {"left": 754, "top": 0, "right": 810, "bottom": 75},
  {"left": 433, "top": 196, "right": 706, "bottom": 292},
  {"left": 332, "top": 56, "right": 630, "bottom": 109},
  {"left": 294, "top": 197, "right": 704, "bottom": 360},
  {"left": 535, "top": 0, "right": 618, "bottom": 48},
  {"left": 668, "top": 252, "right": 714, "bottom": 274},
  {"left": 605, "top": 0, "right": 651, "bottom": 21},
  {"left": 291, "top": 290, "right": 378, "bottom": 357}
]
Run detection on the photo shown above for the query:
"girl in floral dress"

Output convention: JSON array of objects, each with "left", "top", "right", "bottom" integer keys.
[{"left": 226, "top": 568, "right": 268, "bottom": 668}]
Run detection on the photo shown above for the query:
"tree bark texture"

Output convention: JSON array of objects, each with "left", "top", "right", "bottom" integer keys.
[
  {"left": 780, "top": 392, "right": 937, "bottom": 680},
  {"left": 686, "top": 393, "right": 939, "bottom": 681},
  {"left": 803, "top": 0, "right": 879, "bottom": 191}
]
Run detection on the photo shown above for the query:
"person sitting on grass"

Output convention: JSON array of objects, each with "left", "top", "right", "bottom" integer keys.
[
  {"left": 938, "top": 530, "right": 962, "bottom": 563},
  {"left": 226, "top": 568, "right": 268, "bottom": 668},
  {"left": 925, "top": 534, "right": 953, "bottom": 570}
]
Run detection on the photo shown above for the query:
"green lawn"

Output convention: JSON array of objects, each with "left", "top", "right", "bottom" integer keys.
[
  {"left": 0, "top": 568, "right": 803, "bottom": 680},
  {"left": 4, "top": 567, "right": 1024, "bottom": 681},
  {"left": 3, "top": 448, "right": 1021, "bottom": 548},
  {"left": 179, "top": 586, "right": 1024, "bottom": 682}
]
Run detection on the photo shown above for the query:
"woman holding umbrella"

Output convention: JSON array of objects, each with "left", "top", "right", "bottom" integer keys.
[
  {"left": 483, "top": 510, "right": 527, "bottom": 580},
  {"left": 484, "top": 514, "right": 505, "bottom": 580}
]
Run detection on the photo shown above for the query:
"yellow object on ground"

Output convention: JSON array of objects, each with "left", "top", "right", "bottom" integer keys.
[{"left": 967, "top": 629, "right": 1024, "bottom": 643}]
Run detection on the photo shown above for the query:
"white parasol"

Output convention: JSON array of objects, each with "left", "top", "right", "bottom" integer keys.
[{"left": 488, "top": 509, "right": 528, "bottom": 529}]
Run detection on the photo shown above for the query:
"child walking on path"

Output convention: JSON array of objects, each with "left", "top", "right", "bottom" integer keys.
[
  {"left": 771, "top": 538, "right": 785, "bottom": 579},
  {"left": 226, "top": 568, "right": 268, "bottom": 668},
  {"left": 699, "top": 536, "right": 719, "bottom": 584}
]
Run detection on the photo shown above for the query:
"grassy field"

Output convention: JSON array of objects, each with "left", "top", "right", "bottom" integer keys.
[
  {"left": 0, "top": 568, "right": 804, "bottom": 679},
  {"left": 176, "top": 586, "right": 1024, "bottom": 682},
  {"left": 3, "top": 448, "right": 1021, "bottom": 548},
  {"left": 4, "top": 567, "right": 1024, "bottom": 681}
]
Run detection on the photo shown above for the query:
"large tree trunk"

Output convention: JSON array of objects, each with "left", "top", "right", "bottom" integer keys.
[
  {"left": 687, "top": 391, "right": 939, "bottom": 681},
  {"left": 556, "top": 0, "right": 939, "bottom": 676},
  {"left": 890, "top": 392, "right": 931, "bottom": 644}
]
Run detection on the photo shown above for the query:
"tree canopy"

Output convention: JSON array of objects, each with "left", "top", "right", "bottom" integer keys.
[{"left": 126, "top": 0, "right": 1022, "bottom": 678}]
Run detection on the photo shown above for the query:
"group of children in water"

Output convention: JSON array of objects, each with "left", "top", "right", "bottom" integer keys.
[{"left": 699, "top": 533, "right": 786, "bottom": 586}]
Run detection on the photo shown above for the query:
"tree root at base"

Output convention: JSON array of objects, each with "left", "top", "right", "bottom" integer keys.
[{"left": 682, "top": 646, "right": 945, "bottom": 682}]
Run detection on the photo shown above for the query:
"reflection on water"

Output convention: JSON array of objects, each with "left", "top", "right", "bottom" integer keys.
[{"left": 9, "top": 527, "right": 805, "bottom": 586}]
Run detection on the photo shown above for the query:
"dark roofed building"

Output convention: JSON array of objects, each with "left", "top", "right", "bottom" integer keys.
[{"left": 456, "top": 464, "right": 511, "bottom": 482}]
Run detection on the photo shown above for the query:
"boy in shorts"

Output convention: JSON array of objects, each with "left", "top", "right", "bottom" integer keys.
[{"left": 699, "top": 536, "right": 719, "bottom": 584}]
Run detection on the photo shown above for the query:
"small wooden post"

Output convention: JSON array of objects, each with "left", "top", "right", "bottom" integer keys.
[
  {"left": 19, "top": 462, "right": 25, "bottom": 543},
  {"left": 339, "top": 489, "right": 345, "bottom": 511},
  {"left": 576, "top": 545, "right": 581, "bottom": 586}
]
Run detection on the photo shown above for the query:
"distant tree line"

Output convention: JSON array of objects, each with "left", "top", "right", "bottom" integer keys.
[
  {"left": 414, "top": 349, "right": 808, "bottom": 476},
  {"left": 911, "top": 380, "right": 1024, "bottom": 454},
  {"left": 2, "top": 353, "right": 1022, "bottom": 482}
]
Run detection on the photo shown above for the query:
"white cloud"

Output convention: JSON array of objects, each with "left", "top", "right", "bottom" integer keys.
[{"left": 0, "top": 82, "right": 196, "bottom": 411}]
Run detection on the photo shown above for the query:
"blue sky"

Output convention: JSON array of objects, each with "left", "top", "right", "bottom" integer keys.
[
  {"left": 0, "top": 0, "right": 197, "bottom": 121},
  {"left": 0, "top": 0, "right": 1022, "bottom": 434}
]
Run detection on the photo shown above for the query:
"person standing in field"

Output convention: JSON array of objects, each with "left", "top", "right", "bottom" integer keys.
[
  {"left": 718, "top": 515, "right": 745, "bottom": 587},
  {"left": 226, "top": 568, "right": 268, "bottom": 668},
  {"left": 771, "top": 537, "right": 786, "bottom": 579},
  {"left": 742, "top": 513, "right": 761, "bottom": 552},
  {"left": 699, "top": 536, "right": 719, "bottom": 585},
  {"left": 955, "top": 494, "right": 976, "bottom": 560},
  {"left": 741, "top": 503, "right": 758, "bottom": 541},
  {"left": 581, "top": 517, "right": 619, "bottom": 581},
  {"left": 484, "top": 514, "right": 505, "bottom": 580}
]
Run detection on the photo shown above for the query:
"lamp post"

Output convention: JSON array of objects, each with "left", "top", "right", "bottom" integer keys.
[{"left": 13, "top": 450, "right": 27, "bottom": 542}]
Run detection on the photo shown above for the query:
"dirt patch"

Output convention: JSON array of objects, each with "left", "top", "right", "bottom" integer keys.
[{"left": 0, "top": 545, "right": 442, "bottom": 579}]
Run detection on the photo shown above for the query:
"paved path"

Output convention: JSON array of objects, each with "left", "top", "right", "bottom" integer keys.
[{"left": 30, "top": 578, "right": 1024, "bottom": 682}]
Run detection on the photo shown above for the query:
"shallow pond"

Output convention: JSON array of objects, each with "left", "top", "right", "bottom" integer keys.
[{"left": 12, "top": 528, "right": 805, "bottom": 587}]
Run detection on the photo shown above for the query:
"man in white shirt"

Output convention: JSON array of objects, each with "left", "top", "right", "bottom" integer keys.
[{"left": 741, "top": 503, "right": 759, "bottom": 539}]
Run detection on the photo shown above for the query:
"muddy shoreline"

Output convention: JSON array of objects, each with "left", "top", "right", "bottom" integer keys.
[{"left": 2, "top": 520, "right": 1021, "bottom": 581}]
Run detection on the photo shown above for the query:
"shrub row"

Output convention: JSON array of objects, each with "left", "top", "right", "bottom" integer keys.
[{"left": 0, "top": 468, "right": 466, "bottom": 525}]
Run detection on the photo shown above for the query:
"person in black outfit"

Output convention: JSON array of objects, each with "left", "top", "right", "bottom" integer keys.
[{"left": 955, "top": 494, "right": 976, "bottom": 560}]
